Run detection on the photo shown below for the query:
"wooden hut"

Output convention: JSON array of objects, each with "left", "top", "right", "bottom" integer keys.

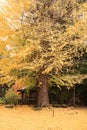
[{"left": 17, "top": 87, "right": 37, "bottom": 105}]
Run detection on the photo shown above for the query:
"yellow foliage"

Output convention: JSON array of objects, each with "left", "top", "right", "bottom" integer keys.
[{"left": 0, "top": 0, "right": 87, "bottom": 85}]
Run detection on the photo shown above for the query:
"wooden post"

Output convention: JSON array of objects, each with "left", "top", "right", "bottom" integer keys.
[{"left": 52, "top": 106, "right": 54, "bottom": 117}]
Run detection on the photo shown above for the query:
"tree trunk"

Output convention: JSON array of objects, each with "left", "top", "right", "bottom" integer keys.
[
  {"left": 37, "top": 74, "right": 49, "bottom": 107},
  {"left": 73, "top": 86, "right": 76, "bottom": 106}
]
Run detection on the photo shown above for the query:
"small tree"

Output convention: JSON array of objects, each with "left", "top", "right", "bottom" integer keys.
[{"left": 5, "top": 89, "right": 21, "bottom": 105}]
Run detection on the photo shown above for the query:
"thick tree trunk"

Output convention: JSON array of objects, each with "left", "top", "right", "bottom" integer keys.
[{"left": 37, "top": 74, "right": 49, "bottom": 107}]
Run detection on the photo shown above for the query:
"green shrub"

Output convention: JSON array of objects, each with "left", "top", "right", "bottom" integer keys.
[
  {"left": 0, "top": 98, "right": 6, "bottom": 104},
  {"left": 5, "top": 89, "right": 21, "bottom": 105}
]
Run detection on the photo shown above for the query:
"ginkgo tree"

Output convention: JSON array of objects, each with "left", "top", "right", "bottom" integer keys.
[{"left": 0, "top": 0, "right": 87, "bottom": 107}]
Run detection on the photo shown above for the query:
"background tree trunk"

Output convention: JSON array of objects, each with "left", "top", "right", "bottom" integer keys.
[
  {"left": 73, "top": 86, "right": 76, "bottom": 106},
  {"left": 37, "top": 74, "right": 49, "bottom": 107}
]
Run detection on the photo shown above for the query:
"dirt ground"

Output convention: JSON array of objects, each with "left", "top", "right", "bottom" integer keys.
[{"left": 0, "top": 105, "right": 87, "bottom": 130}]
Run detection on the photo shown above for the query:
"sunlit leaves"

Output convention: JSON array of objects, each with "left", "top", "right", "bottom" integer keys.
[{"left": 0, "top": 0, "right": 87, "bottom": 86}]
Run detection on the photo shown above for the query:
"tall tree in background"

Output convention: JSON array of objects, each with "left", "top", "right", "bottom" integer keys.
[{"left": 0, "top": 0, "right": 87, "bottom": 107}]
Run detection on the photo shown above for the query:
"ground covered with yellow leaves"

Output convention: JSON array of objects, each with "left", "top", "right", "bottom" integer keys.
[{"left": 0, "top": 105, "right": 87, "bottom": 130}]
